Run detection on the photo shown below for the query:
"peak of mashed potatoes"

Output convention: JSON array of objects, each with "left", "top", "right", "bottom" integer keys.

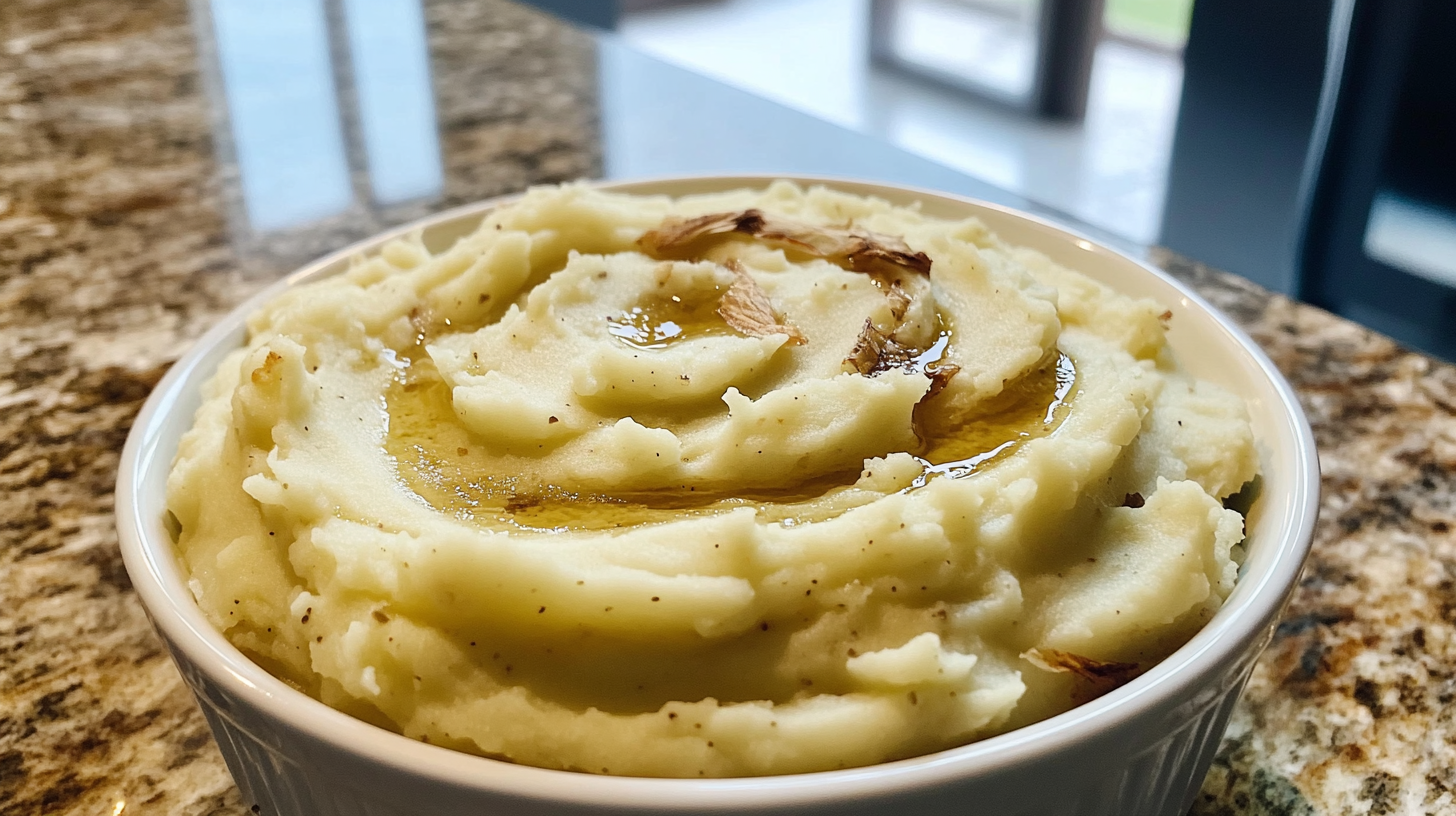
[{"left": 166, "top": 181, "right": 1257, "bottom": 777}]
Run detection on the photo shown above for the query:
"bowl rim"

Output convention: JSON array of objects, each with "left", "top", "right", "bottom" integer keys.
[{"left": 116, "top": 174, "right": 1320, "bottom": 809}]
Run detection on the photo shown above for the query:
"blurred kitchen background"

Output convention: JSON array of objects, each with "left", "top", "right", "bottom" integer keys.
[
  {"left": 615, "top": 0, "right": 1191, "bottom": 247},
  {"left": 194, "top": 0, "right": 1456, "bottom": 359},
  {"left": 525, "top": 0, "right": 1456, "bottom": 360}
]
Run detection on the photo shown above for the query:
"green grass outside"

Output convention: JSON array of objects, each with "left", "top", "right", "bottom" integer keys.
[
  {"left": 954, "top": 0, "right": 1194, "bottom": 48},
  {"left": 1103, "top": 0, "right": 1195, "bottom": 47}
]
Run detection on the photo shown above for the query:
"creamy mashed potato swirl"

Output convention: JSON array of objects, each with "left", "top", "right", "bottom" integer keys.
[{"left": 167, "top": 182, "right": 1257, "bottom": 777}]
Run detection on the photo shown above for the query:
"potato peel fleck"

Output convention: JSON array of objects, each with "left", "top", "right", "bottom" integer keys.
[
  {"left": 251, "top": 351, "right": 283, "bottom": 385},
  {"left": 1021, "top": 647, "right": 1140, "bottom": 685},
  {"left": 839, "top": 235, "right": 932, "bottom": 278},
  {"left": 640, "top": 209, "right": 932, "bottom": 279},
  {"left": 505, "top": 494, "right": 543, "bottom": 513},
  {"left": 638, "top": 210, "right": 765, "bottom": 254},
  {"left": 924, "top": 364, "right": 961, "bottom": 401},
  {"left": 882, "top": 280, "right": 912, "bottom": 323},
  {"left": 843, "top": 319, "right": 918, "bottom": 375},
  {"left": 718, "top": 261, "right": 808, "bottom": 345}
]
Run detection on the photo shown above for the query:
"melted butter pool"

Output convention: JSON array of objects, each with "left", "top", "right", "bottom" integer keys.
[
  {"left": 604, "top": 292, "right": 731, "bottom": 350},
  {"left": 911, "top": 351, "right": 1076, "bottom": 487},
  {"left": 384, "top": 351, "right": 1076, "bottom": 533}
]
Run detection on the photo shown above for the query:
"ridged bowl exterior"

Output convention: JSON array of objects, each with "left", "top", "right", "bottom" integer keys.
[
  {"left": 167, "top": 628, "right": 1266, "bottom": 816},
  {"left": 117, "top": 176, "right": 1319, "bottom": 816}
]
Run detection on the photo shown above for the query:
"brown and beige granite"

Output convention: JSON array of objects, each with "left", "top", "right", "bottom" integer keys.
[
  {"left": 1, "top": 0, "right": 598, "bottom": 813},
  {"left": 2, "top": 1, "right": 1456, "bottom": 814},
  {"left": 1163, "top": 251, "right": 1456, "bottom": 816}
]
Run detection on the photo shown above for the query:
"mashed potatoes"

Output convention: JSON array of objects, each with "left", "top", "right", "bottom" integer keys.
[{"left": 167, "top": 182, "right": 1257, "bottom": 777}]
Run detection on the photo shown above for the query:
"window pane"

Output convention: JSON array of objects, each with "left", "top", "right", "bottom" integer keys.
[
  {"left": 889, "top": 0, "right": 1042, "bottom": 102},
  {"left": 210, "top": 0, "right": 354, "bottom": 231},
  {"left": 340, "top": 0, "right": 445, "bottom": 205}
]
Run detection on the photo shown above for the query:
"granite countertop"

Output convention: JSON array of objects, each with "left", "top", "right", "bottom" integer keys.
[{"left": 3, "top": 2, "right": 1454, "bottom": 814}]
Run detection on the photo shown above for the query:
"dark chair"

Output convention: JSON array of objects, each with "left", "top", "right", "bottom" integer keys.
[
  {"left": 1299, "top": 0, "right": 1456, "bottom": 359},
  {"left": 1158, "top": 1, "right": 1342, "bottom": 295},
  {"left": 1162, "top": 0, "right": 1456, "bottom": 359},
  {"left": 517, "top": 0, "right": 620, "bottom": 30}
]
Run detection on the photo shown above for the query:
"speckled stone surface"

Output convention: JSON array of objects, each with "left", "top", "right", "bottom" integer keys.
[
  {"left": 0, "top": 1, "right": 598, "bottom": 813},
  {"left": 2, "top": 2, "right": 1454, "bottom": 814},
  {"left": 1161, "top": 251, "right": 1456, "bottom": 816}
]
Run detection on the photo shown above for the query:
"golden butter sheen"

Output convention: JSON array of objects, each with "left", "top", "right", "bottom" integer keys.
[{"left": 166, "top": 182, "right": 1257, "bottom": 777}]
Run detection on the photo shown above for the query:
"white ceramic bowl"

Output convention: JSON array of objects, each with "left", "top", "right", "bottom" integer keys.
[{"left": 117, "top": 176, "right": 1319, "bottom": 816}]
